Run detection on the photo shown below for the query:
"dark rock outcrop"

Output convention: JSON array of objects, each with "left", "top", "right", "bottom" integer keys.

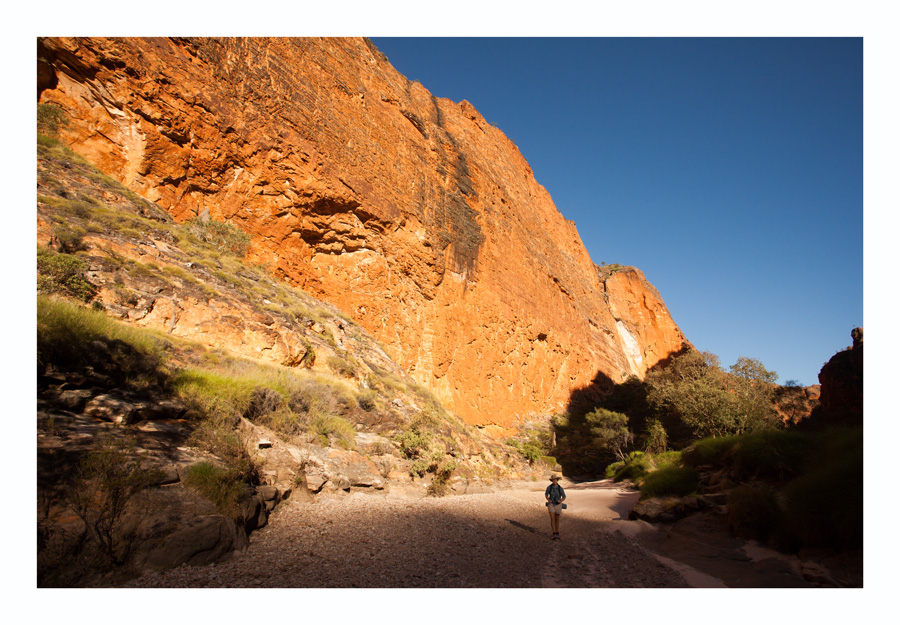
[{"left": 804, "top": 327, "right": 863, "bottom": 429}]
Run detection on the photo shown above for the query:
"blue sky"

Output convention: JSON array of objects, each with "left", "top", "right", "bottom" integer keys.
[{"left": 371, "top": 37, "right": 863, "bottom": 386}]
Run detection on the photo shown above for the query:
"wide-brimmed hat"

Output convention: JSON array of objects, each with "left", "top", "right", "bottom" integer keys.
[{"left": 549, "top": 474, "right": 561, "bottom": 481}]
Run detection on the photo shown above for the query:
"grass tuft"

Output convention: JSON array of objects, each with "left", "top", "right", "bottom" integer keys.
[
  {"left": 37, "top": 295, "right": 168, "bottom": 380},
  {"left": 181, "top": 461, "right": 247, "bottom": 517},
  {"left": 639, "top": 466, "right": 699, "bottom": 499}
]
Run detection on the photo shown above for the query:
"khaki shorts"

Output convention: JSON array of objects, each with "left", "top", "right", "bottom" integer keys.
[{"left": 547, "top": 502, "right": 564, "bottom": 515}]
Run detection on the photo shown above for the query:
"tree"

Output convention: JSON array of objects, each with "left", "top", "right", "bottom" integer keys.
[
  {"left": 645, "top": 350, "right": 779, "bottom": 438},
  {"left": 728, "top": 356, "right": 780, "bottom": 431},
  {"left": 584, "top": 407, "right": 634, "bottom": 462},
  {"left": 644, "top": 418, "right": 668, "bottom": 454}
]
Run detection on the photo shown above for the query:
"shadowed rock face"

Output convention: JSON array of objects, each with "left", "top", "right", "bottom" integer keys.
[
  {"left": 806, "top": 328, "right": 863, "bottom": 429},
  {"left": 38, "top": 37, "right": 691, "bottom": 431}
]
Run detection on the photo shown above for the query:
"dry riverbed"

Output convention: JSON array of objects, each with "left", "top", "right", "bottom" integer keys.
[{"left": 126, "top": 479, "right": 690, "bottom": 588}]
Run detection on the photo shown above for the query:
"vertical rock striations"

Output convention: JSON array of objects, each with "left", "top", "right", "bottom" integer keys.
[{"left": 38, "top": 37, "right": 692, "bottom": 431}]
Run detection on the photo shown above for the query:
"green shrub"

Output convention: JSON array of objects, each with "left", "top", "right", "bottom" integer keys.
[
  {"left": 538, "top": 455, "right": 557, "bottom": 468},
  {"left": 681, "top": 435, "right": 741, "bottom": 468},
  {"left": 644, "top": 418, "right": 668, "bottom": 454},
  {"left": 605, "top": 460, "right": 625, "bottom": 479},
  {"left": 427, "top": 458, "right": 458, "bottom": 496},
  {"left": 395, "top": 429, "right": 432, "bottom": 460},
  {"left": 62, "top": 199, "right": 95, "bottom": 220},
  {"left": 607, "top": 450, "right": 682, "bottom": 484},
  {"left": 584, "top": 407, "right": 633, "bottom": 461},
  {"left": 162, "top": 264, "right": 198, "bottom": 283},
  {"left": 507, "top": 439, "right": 544, "bottom": 464},
  {"left": 411, "top": 454, "right": 437, "bottom": 477},
  {"left": 37, "top": 134, "right": 91, "bottom": 167},
  {"left": 309, "top": 413, "right": 356, "bottom": 448},
  {"left": 726, "top": 484, "right": 785, "bottom": 542},
  {"left": 640, "top": 466, "right": 699, "bottom": 499},
  {"left": 37, "top": 249, "right": 97, "bottom": 302},
  {"left": 303, "top": 345, "right": 317, "bottom": 368},
  {"left": 651, "top": 450, "right": 683, "bottom": 470},
  {"left": 680, "top": 427, "right": 861, "bottom": 552},
  {"left": 357, "top": 389, "right": 379, "bottom": 411},
  {"left": 182, "top": 461, "right": 246, "bottom": 517},
  {"left": 38, "top": 103, "right": 68, "bottom": 137},
  {"left": 111, "top": 284, "right": 139, "bottom": 306},
  {"left": 326, "top": 354, "right": 356, "bottom": 377},
  {"left": 187, "top": 416, "right": 258, "bottom": 482},
  {"left": 683, "top": 429, "right": 817, "bottom": 481},
  {"left": 782, "top": 427, "right": 862, "bottom": 550},
  {"left": 38, "top": 133, "right": 63, "bottom": 148},
  {"left": 729, "top": 429, "right": 817, "bottom": 481},
  {"left": 53, "top": 224, "right": 88, "bottom": 252},
  {"left": 371, "top": 371, "right": 406, "bottom": 396},
  {"left": 186, "top": 218, "right": 251, "bottom": 257},
  {"left": 119, "top": 228, "right": 143, "bottom": 241},
  {"left": 68, "top": 435, "right": 164, "bottom": 565},
  {"left": 611, "top": 451, "right": 653, "bottom": 482},
  {"left": 258, "top": 405, "right": 305, "bottom": 438},
  {"left": 128, "top": 261, "right": 161, "bottom": 278}
]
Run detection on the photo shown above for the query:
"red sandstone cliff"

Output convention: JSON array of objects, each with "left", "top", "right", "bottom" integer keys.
[{"left": 37, "top": 37, "right": 692, "bottom": 431}]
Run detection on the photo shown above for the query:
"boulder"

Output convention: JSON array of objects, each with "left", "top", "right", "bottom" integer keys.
[
  {"left": 305, "top": 470, "right": 328, "bottom": 493},
  {"left": 56, "top": 389, "right": 93, "bottom": 412},
  {"left": 327, "top": 475, "right": 352, "bottom": 491},
  {"left": 257, "top": 485, "right": 280, "bottom": 512},
  {"left": 306, "top": 445, "right": 386, "bottom": 491},
  {"left": 83, "top": 391, "right": 186, "bottom": 425},
  {"left": 84, "top": 393, "right": 141, "bottom": 425},
  {"left": 630, "top": 496, "right": 696, "bottom": 524},
  {"left": 143, "top": 515, "right": 247, "bottom": 571},
  {"left": 238, "top": 491, "right": 268, "bottom": 532}
]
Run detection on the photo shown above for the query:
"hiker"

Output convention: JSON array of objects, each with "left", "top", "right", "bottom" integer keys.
[{"left": 545, "top": 474, "right": 566, "bottom": 540}]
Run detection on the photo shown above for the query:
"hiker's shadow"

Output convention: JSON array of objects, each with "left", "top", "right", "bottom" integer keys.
[{"left": 505, "top": 519, "right": 540, "bottom": 535}]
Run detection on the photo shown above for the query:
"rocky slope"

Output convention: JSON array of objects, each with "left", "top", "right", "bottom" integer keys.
[
  {"left": 37, "top": 37, "right": 692, "bottom": 432},
  {"left": 36, "top": 136, "right": 550, "bottom": 586}
]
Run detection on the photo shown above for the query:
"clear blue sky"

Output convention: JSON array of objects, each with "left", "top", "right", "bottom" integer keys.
[{"left": 370, "top": 37, "right": 863, "bottom": 386}]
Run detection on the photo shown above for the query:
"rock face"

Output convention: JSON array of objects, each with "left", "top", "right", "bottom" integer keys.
[
  {"left": 38, "top": 37, "right": 691, "bottom": 430},
  {"left": 805, "top": 327, "right": 863, "bottom": 429},
  {"left": 599, "top": 266, "right": 690, "bottom": 377}
]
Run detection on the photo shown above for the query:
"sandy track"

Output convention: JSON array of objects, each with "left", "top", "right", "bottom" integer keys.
[{"left": 126, "top": 482, "right": 689, "bottom": 588}]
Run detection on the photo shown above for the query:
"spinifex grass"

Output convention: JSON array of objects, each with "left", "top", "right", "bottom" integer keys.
[{"left": 37, "top": 295, "right": 169, "bottom": 376}]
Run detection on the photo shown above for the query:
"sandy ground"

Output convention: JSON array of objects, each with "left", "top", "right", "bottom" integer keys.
[
  {"left": 511, "top": 478, "right": 729, "bottom": 587},
  {"left": 126, "top": 476, "right": 858, "bottom": 588},
  {"left": 125, "top": 478, "right": 691, "bottom": 588}
]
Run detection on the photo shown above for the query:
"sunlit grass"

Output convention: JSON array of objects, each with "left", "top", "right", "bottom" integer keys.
[{"left": 37, "top": 295, "right": 169, "bottom": 372}]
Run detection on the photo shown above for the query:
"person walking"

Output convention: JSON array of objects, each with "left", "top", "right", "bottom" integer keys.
[{"left": 545, "top": 474, "right": 566, "bottom": 540}]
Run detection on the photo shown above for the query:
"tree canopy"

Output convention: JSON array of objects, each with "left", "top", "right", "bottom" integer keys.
[{"left": 645, "top": 350, "right": 779, "bottom": 438}]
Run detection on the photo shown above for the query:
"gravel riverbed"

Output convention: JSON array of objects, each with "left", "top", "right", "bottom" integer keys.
[{"left": 125, "top": 486, "right": 689, "bottom": 588}]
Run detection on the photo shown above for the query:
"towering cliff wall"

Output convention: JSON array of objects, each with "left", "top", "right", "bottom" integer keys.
[{"left": 37, "top": 37, "right": 692, "bottom": 431}]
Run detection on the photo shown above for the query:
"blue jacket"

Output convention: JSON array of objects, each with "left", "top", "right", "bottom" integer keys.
[{"left": 545, "top": 483, "right": 566, "bottom": 504}]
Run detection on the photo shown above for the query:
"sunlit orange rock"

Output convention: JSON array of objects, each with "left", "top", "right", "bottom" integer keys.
[{"left": 38, "top": 37, "right": 692, "bottom": 431}]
